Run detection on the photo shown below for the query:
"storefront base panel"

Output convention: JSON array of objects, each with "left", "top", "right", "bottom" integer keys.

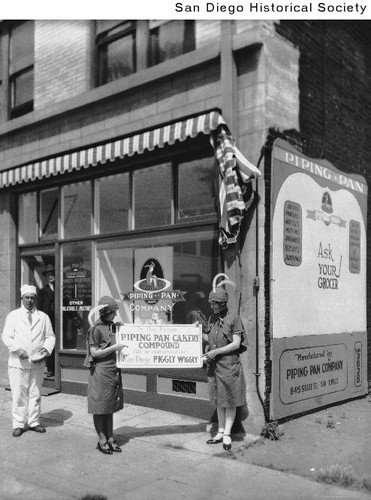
[
  {"left": 157, "top": 376, "right": 209, "bottom": 400},
  {"left": 60, "top": 381, "right": 214, "bottom": 420},
  {"left": 123, "top": 373, "right": 147, "bottom": 392},
  {"left": 271, "top": 331, "right": 368, "bottom": 420},
  {"left": 61, "top": 367, "right": 88, "bottom": 384}
]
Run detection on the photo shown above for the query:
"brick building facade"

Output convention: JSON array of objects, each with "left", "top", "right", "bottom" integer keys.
[{"left": 0, "top": 20, "right": 369, "bottom": 427}]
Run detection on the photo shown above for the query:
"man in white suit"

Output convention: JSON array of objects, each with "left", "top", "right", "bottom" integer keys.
[{"left": 2, "top": 285, "right": 55, "bottom": 437}]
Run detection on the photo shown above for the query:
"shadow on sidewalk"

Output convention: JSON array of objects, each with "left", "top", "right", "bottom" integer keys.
[
  {"left": 113, "top": 421, "right": 208, "bottom": 446},
  {"left": 40, "top": 408, "right": 73, "bottom": 427}
]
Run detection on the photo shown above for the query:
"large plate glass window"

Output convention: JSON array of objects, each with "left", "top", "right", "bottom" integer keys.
[
  {"left": 18, "top": 191, "right": 38, "bottom": 244},
  {"left": 62, "top": 181, "right": 92, "bottom": 238},
  {"left": 177, "top": 156, "right": 217, "bottom": 220},
  {"left": 97, "top": 172, "right": 130, "bottom": 234},
  {"left": 133, "top": 163, "right": 173, "bottom": 229},
  {"left": 40, "top": 187, "right": 59, "bottom": 241},
  {"left": 19, "top": 188, "right": 60, "bottom": 244},
  {"left": 95, "top": 228, "right": 221, "bottom": 326}
]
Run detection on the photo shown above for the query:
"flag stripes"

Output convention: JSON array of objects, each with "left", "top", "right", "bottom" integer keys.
[{"left": 213, "top": 125, "right": 261, "bottom": 247}]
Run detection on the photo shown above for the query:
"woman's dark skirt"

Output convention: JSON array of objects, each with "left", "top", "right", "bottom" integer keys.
[{"left": 87, "top": 361, "right": 124, "bottom": 414}]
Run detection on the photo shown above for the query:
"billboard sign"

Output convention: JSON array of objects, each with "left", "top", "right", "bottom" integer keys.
[{"left": 270, "top": 139, "right": 368, "bottom": 419}]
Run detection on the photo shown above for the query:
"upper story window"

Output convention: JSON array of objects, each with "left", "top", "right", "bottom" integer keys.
[
  {"left": 148, "top": 21, "right": 195, "bottom": 67},
  {"left": 9, "top": 21, "right": 34, "bottom": 119},
  {"left": 95, "top": 20, "right": 195, "bottom": 87},
  {"left": 96, "top": 21, "right": 136, "bottom": 85}
]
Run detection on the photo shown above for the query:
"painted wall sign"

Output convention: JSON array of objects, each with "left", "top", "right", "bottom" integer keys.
[
  {"left": 116, "top": 323, "right": 203, "bottom": 368},
  {"left": 279, "top": 343, "right": 347, "bottom": 405},
  {"left": 271, "top": 332, "right": 367, "bottom": 419},
  {"left": 270, "top": 139, "right": 368, "bottom": 419},
  {"left": 271, "top": 140, "right": 367, "bottom": 339},
  {"left": 283, "top": 200, "right": 302, "bottom": 266}
]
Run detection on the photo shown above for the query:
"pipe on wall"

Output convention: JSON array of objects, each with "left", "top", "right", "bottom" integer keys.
[{"left": 253, "top": 151, "right": 269, "bottom": 422}]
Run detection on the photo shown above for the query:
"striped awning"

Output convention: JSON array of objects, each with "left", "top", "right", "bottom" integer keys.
[{"left": 0, "top": 111, "right": 228, "bottom": 188}]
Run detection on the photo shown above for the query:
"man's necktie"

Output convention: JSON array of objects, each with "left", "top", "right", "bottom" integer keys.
[{"left": 28, "top": 311, "right": 32, "bottom": 325}]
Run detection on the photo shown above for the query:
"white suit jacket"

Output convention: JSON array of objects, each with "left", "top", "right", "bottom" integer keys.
[{"left": 2, "top": 305, "right": 56, "bottom": 369}]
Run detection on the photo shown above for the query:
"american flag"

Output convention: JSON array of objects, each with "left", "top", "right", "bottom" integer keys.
[{"left": 212, "top": 125, "right": 261, "bottom": 248}]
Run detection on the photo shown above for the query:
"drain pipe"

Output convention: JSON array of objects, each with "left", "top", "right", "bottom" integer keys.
[{"left": 253, "top": 151, "right": 269, "bottom": 422}]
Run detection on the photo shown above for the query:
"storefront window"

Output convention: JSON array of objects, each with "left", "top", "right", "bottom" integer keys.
[
  {"left": 134, "top": 163, "right": 172, "bottom": 229},
  {"left": 95, "top": 229, "right": 220, "bottom": 326},
  {"left": 96, "top": 245, "right": 134, "bottom": 323},
  {"left": 40, "top": 187, "right": 59, "bottom": 241},
  {"left": 97, "top": 173, "right": 130, "bottom": 233},
  {"left": 18, "top": 191, "right": 37, "bottom": 244},
  {"left": 177, "top": 157, "right": 217, "bottom": 219},
  {"left": 63, "top": 181, "right": 92, "bottom": 238},
  {"left": 62, "top": 241, "right": 92, "bottom": 350}
]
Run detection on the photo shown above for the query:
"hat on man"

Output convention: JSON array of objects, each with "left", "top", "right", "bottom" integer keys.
[
  {"left": 43, "top": 264, "right": 55, "bottom": 275},
  {"left": 20, "top": 284, "right": 37, "bottom": 296}
]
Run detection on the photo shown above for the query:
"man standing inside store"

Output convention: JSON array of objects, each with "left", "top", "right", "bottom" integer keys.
[
  {"left": 2, "top": 285, "right": 55, "bottom": 437},
  {"left": 38, "top": 264, "right": 55, "bottom": 377}
]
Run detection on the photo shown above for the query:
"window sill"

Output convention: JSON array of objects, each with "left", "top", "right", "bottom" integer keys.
[
  {"left": 0, "top": 44, "right": 220, "bottom": 138},
  {"left": 0, "top": 28, "right": 264, "bottom": 139},
  {"left": 59, "top": 350, "right": 86, "bottom": 356}
]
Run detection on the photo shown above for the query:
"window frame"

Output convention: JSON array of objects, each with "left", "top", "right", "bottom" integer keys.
[
  {"left": 148, "top": 20, "right": 196, "bottom": 68},
  {"left": 17, "top": 142, "right": 217, "bottom": 247},
  {"left": 94, "top": 20, "right": 196, "bottom": 87},
  {"left": 8, "top": 20, "right": 34, "bottom": 119},
  {"left": 95, "top": 20, "right": 137, "bottom": 86}
]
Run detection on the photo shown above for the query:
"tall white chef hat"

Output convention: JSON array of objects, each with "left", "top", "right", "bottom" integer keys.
[{"left": 20, "top": 284, "right": 37, "bottom": 297}]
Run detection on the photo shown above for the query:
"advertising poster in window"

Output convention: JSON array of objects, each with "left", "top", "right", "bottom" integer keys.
[
  {"left": 127, "top": 247, "right": 186, "bottom": 324},
  {"left": 62, "top": 262, "right": 92, "bottom": 312},
  {"left": 62, "top": 260, "right": 92, "bottom": 350},
  {"left": 270, "top": 139, "right": 368, "bottom": 419}
]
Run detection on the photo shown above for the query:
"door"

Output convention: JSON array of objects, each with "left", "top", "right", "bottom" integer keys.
[{"left": 20, "top": 247, "right": 57, "bottom": 389}]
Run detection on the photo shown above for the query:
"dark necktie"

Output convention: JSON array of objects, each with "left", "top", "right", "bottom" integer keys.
[{"left": 28, "top": 311, "right": 32, "bottom": 325}]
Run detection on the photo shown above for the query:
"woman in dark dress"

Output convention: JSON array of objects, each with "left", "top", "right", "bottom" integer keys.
[
  {"left": 204, "top": 277, "right": 248, "bottom": 451},
  {"left": 85, "top": 296, "right": 126, "bottom": 454}
]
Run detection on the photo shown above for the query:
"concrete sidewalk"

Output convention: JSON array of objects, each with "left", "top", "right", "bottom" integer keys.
[{"left": 0, "top": 388, "right": 369, "bottom": 500}]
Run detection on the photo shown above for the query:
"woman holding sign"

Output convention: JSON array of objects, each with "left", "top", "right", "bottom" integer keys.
[
  {"left": 204, "top": 275, "right": 248, "bottom": 451},
  {"left": 84, "top": 296, "right": 126, "bottom": 454}
]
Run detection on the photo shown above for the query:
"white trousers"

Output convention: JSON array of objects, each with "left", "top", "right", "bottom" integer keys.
[{"left": 8, "top": 364, "right": 45, "bottom": 429}]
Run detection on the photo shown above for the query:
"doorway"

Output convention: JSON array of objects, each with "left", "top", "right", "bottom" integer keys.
[{"left": 20, "top": 247, "right": 57, "bottom": 391}]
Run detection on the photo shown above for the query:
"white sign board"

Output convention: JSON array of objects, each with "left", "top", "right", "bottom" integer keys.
[
  {"left": 270, "top": 139, "right": 368, "bottom": 419},
  {"left": 271, "top": 141, "right": 367, "bottom": 338},
  {"left": 116, "top": 323, "right": 203, "bottom": 368}
]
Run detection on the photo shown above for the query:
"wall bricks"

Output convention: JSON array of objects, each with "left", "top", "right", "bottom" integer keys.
[
  {"left": 274, "top": 21, "right": 371, "bottom": 379},
  {"left": 196, "top": 21, "right": 220, "bottom": 48},
  {"left": 34, "top": 20, "right": 93, "bottom": 110}
]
